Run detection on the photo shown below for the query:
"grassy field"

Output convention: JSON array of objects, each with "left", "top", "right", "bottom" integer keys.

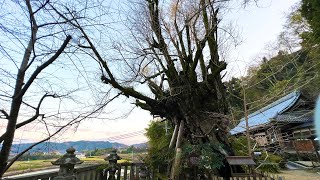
[
  {"left": 7, "top": 156, "right": 105, "bottom": 173},
  {"left": 7, "top": 160, "right": 54, "bottom": 172}
]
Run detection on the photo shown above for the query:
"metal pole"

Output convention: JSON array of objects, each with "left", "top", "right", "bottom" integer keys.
[{"left": 243, "top": 87, "right": 251, "bottom": 156}]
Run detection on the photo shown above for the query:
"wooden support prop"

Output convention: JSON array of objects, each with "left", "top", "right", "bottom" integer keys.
[
  {"left": 170, "top": 148, "right": 183, "bottom": 179},
  {"left": 175, "top": 120, "right": 184, "bottom": 150},
  {"left": 169, "top": 124, "right": 179, "bottom": 149},
  {"left": 170, "top": 120, "right": 185, "bottom": 179}
]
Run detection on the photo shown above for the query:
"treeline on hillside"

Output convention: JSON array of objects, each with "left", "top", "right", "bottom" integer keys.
[
  {"left": 15, "top": 152, "right": 61, "bottom": 161},
  {"left": 225, "top": 0, "right": 320, "bottom": 123},
  {"left": 13, "top": 146, "right": 148, "bottom": 161},
  {"left": 84, "top": 146, "right": 147, "bottom": 157}
]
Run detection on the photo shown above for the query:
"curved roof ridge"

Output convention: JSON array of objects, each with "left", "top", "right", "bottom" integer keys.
[
  {"left": 243, "top": 90, "right": 301, "bottom": 121},
  {"left": 230, "top": 90, "right": 301, "bottom": 135}
]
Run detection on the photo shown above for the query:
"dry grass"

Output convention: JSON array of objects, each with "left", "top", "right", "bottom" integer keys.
[
  {"left": 7, "top": 153, "right": 143, "bottom": 174},
  {"left": 6, "top": 155, "right": 135, "bottom": 174},
  {"left": 80, "top": 156, "right": 105, "bottom": 163},
  {"left": 6, "top": 157, "right": 105, "bottom": 173},
  {"left": 7, "top": 160, "right": 54, "bottom": 172}
]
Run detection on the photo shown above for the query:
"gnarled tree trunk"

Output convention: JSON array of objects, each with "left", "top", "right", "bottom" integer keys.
[{"left": 72, "top": 0, "right": 241, "bottom": 178}]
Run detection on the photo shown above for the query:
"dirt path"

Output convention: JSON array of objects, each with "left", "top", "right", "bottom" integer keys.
[{"left": 280, "top": 170, "right": 320, "bottom": 180}]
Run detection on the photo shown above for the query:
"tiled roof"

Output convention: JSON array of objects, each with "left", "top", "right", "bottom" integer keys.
[
  {"left": 288, "top": 121, "right": 314, "bottom": 130},
  {"left": 275, "top": 112, "right": 313, "bottom": 123},
  {"left": 230, "top": 91, "right": 301, "bottom": 135}
]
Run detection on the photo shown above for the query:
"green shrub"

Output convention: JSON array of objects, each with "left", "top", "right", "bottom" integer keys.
[
  {"left": 144, "top": 120, "right": 174, "bottom": 174},
  {"left": 181, "top": 143, "right": 224, "bottom": 170},
  {"left": 256, "top": 151, "right": 284, "bottom": 173},
  {"left": 229, "top": 137, "right": 286, "bottom": 173},
  {"left": 229, "top": 136, "right": 255, "bottom": 156}
]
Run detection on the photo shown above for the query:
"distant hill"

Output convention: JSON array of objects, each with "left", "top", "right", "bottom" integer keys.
[
  {"left": 131, "top": 142, "right": 148, "bottom": 148},
  {"left": 10, "top": 141, "right": 128, "bottom": 154}
]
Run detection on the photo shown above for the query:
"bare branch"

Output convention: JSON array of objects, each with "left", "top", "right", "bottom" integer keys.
[
  {"left": 16, "top": 94, "right": 57, "bottom": 129},
  {"left": 147, "top": 0, "right": 178, "bottom": 80},
  {"left": 33, "top": 0, "right": 50, "bottom": 15},
  {"left": 4, "top": 116, "right": 77, "bottom": 172},
  {"left": 26, "top": 0, "right": 38, "bottom": 28},
  {"left": 50, "top": 4, "right": 161, "bottom": 105},
  {"left": 141, "top": 70, "right": 165, "bottom": 84},
  {"left": 0, "top": 110, "right": 9, "bottom": 120},
  {"left": 18, "top": 35, "right": 72, "bottom": 99},
  {"left": 38, "top": 18, "right": 84, "bottom": 28}
]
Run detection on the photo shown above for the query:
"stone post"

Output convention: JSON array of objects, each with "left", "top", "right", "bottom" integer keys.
[
  {"left": 139, "top": 166, "right": 148, "bottom": 180},
  {"left": 52, "top": 147, "right": 83, "bottom": 180},
  {"left": 105, "top": 149, "right": 121, "bottom": 180}
]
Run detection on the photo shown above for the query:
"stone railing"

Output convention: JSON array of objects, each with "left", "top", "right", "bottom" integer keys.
[
  {"left": 4, "top": 163, "right": 151, "bottom": 180},
  {"left": 106, "top": 162, "right": 151, "bottom": 180},
  {"left": 3, "top": 164, "right": 103, "bottom": 180},
  {"left": 4, "top": 148, "right": 151, "bottom": 180},
  {"left": 4, "top": 147, "right": 284, "bottom": 180}
]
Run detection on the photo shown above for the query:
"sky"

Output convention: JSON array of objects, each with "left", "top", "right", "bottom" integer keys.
[
  {"left": 60, "top": 0, "right": 301, "bottom": 145},
  {"left": 225, "top": 0, "right": 300, "bottom": 78},
  {"left": 3, "top": 0, "right": 301, "bottom": 146}
]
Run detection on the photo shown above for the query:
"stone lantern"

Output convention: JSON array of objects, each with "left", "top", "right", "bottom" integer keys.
[
  {"left": 105, "top": 149, "right": 121, "bottom": 180},
  {"left": 52, "top": 147, "right": 83, "bottom": 180}
]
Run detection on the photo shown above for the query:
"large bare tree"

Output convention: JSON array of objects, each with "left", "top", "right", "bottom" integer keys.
[
  {"left": 0, "top": 0, "right": 116, "bottom": 177},
  {"left": 62, "top": 0, "right": 245, "bottom": 178}
]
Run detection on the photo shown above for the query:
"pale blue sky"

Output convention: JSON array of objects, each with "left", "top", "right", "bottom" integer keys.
[
  {"left": 6, "top": 0, "right": 301, "bottom": 145},
  {"left": 68, "top": 0, "right": 301, "bottom": 145},
  {"left": 225, "top": 0, "right": 300, "bottom": 78}
]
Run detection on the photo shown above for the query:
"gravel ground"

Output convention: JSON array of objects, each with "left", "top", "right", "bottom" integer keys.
[{"left": 279, "top": 170, "right": 320, "bottom": 180}]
